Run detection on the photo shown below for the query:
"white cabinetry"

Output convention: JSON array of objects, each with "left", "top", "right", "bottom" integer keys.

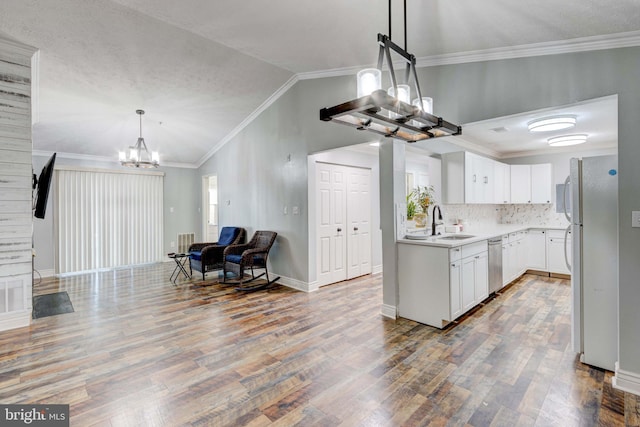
[
  {"left": 531, "top": 164, "right": 552, "bottom": 204},
  {"left": 503, "top": 231, "right": 528, "bottom": 285},
  {"left": 454, "top": 241, "right": 489, "bottom": 313},
  {"left": 494, "top": 161, "right": 511, "bottom": 204},
  {"left": 398, "top": 240, "right": 488, "bottom": 329},
  {"left": 510, "top": 165, "right": 532, "bottom": 203},
  {"left": 442, "top": 152, "right": 494, "bottom": 204},
  {"left": 510, "top": 163, "right": 552, "bottom": 204},
  {"left": 516, "top": 230, "right": 528, "bottom": 275},
  {"left": 547, "top": 229, "right": 571, "bottom": 275},
  {"left": 527, "top": 229, "right": 547, "bottom": 270},
  {"left": 449, "top": 260, "right": 462, "bottom": 320}
]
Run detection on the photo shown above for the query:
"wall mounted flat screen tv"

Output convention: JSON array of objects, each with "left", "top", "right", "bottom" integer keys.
[{"left": 33, "top": 153, "right": 56, "bottom": 219}]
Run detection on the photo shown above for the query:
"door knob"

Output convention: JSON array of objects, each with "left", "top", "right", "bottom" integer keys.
[
  {"left": 337, "top": 228, "right": 342, "bottom": 232},
  {"left": 354, "top": 227, "right": 359, "bottom": 231}
]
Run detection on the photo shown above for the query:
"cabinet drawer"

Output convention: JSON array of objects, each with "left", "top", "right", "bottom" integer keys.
[
  {"left": 461, "top": 240, "right": 487, "bottom": 258},
  {"left": 449, "top": 247, "right": 462, "bottom": 262}
]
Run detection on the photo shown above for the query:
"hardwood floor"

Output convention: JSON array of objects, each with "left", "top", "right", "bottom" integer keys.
[{"left": 0, "top": 265, "right": 630, "bottom": 426}]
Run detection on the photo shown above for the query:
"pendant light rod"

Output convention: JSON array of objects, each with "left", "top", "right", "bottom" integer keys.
[
  {"left": 137, "top": 109, "right": 144, "bottom": 137},
  {"left": 404, "top": 0, "right": 407, "bottom": 52},
  {"left": 388, "top": 0, "right": 392, "bottom": 41}
]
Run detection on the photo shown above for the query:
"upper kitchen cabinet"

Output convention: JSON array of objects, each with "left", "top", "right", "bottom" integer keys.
[
  {"left": 442, "top": 152, "right": 495, "bottom": 204},
  {"left": 510, "top": 163, "right": 552, "bottom": 204},
  {"left": 493, "top": 161, "right": 511, "bottom": 204}
]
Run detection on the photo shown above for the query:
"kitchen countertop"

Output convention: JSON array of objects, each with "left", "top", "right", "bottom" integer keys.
[{"left": 398, "top": 224, "right": 568, "bottom": 248}]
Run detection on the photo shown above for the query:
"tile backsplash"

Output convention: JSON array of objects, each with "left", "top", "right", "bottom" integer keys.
[{"left": 442, "top": 204, "right": 569, "bottom": 228}]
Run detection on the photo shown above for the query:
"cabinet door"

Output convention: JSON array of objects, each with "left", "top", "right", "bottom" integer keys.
[
  {"left": 494, "top": 162, "right": 510, "bottom": 204},
  {"left": 528, "top": 230, "right": 547, "bottom": 270},
  {"left": 461, "top": 257, "right": 476, "bottom": 311},
  {"left": 508, "top": 242, "right": 518, "bottom": 282},
  {"left": 502, "top": 244, "right": 510, "bottom": 286},
  {"left": 450, "top": 262, "right": 462, "bottom": 319},
  {"left": 531, "top": 164, "right": 552, "bottom": 203},
  {"left": 464, "top": 153, "right": 479, "bottom": 204},
  {"left": 547, "top": 237, "right": 570, "bottom": 274},
  {"left": 510, "top": 165, "right": 532, "bottom": 203},
  {"left": 516, "top": 239, "right": 527, "bottom": 276},
  {"left": 474, "top": 253, "right": 489, "bottom": 302}
]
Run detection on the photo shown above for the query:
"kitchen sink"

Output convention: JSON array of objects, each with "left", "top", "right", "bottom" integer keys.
[{"left": 437, "top": 234, "right": 476, "bottom": 240}]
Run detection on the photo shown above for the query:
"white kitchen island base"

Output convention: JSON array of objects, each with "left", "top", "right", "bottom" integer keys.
[{"left": 398, "top": 240, "right": 488, "bottom": 329}]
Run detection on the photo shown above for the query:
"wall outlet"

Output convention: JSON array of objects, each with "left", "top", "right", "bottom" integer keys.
[
  {"left": 283, "top": 206, "right": 288, "bottom": 215},
  {"left": 633, "top": 211, "right": 640, "bottom": 228},
  {"left": 170, "top": 241, "right": 175, "bottom": 248},
  {"left": 169, "top": 207, "right": 174, "bottom": 213},
  {"left": 292, "top": 206, "right": 299, "bottom": 215}
]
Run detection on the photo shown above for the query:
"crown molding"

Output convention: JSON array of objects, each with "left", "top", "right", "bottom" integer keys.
[
  {"left": 32, "top": 150, "right": 197, "bottom": 169},
  {"left": 297, "top": 30, "right": 640, "bottom": 81},
  {"left": 415, "top": 30, "right": 640, "bottom": 68},
  {"left": 196, "top": 74, "right": 299, "bottom": 168}
]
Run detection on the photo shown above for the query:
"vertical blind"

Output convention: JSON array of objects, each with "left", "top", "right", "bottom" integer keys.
[{"left": 56, "top": 168, "right": 164, "bottom": 274}]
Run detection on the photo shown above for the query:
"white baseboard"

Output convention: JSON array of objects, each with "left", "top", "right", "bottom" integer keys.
[
  {"left": 372, "top": 264, "right": 383, "bottom": 275},
  {"left": 381, "top": 304, "right": 397, "bottom": 319},
  {"left": 0, "top": 309, "right": 31, "bottom": 332},
  {"left": 275, "top": 274, "right": 317, "bottom": 293},
  {"left": 613, "top": 362, "right": 640, "bottom": 396}
]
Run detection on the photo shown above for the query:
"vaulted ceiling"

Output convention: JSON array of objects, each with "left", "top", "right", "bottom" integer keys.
[{"left": 1, "top": 0, "right": 638, "bottom": 167}]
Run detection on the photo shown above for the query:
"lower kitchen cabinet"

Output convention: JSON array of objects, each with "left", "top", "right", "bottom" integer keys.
[
  {"left": 547, "top": 229, "right": 571, "bottom": 275},
  {"left": 398, "top": 240, "right": 488, "bottom": 329},
  {"left": 528, "top": 229, "right": 547, "bottom": 270},
  {"left": 450, "top": 261, "right": 462, "bottom": 319}
]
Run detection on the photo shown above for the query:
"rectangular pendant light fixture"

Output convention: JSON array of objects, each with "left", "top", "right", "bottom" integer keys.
[{"left": 320, "top": 34, "right": 462, "bottom": 143}]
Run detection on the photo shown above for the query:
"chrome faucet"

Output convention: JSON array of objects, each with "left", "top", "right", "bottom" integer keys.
[{"left": 432, "top": 205, "right": 443, "bottom": 236}]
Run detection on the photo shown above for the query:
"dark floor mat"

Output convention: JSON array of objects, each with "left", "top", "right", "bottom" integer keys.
[{"left": 32, "top": 292, "right": 74, "bottom": 319}]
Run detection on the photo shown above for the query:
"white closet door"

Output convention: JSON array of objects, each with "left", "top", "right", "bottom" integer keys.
[
  {"left": 316, "top": 163, "right": 347, "bottom": 285},
  {"left": 347, "top": 168, "right": 371, "bottom": 279}
]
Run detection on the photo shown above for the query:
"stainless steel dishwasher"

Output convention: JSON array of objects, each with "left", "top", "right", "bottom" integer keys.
[{"left": 488, "top": 238, "right": 503, "bottom": 294}]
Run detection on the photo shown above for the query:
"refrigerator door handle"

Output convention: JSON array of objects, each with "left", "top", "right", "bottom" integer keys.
[
  {"left": 563, "top": 175, "right": 571, "bottom": 223},
  {"left": 564, "top": 224, "right": 572, "bottom": 272}
]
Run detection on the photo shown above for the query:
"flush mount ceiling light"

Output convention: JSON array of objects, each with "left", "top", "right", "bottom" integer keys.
[
  {"left": 548, "top": 134, "right": 588, "bottom": 147},
  {"left": 119, "top": 109, "right": 159, "bottom": 168},
  {"left": 319, "top": 0, "right": 461, "bottom": 143},
  {"left": 527, "top": 115, "right": 577, "bottom": 133}
]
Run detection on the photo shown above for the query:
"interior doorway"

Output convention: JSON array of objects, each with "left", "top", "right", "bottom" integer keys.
[{"left": 202, "top": 175, "right": 218, "bottom": 242}]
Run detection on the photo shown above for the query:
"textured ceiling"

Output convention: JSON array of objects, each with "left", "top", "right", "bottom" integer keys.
[{"left": 0, "top": 0, "right": 637, "bottom": 166}]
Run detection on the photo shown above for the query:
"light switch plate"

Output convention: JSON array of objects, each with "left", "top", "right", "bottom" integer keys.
[{"left": 633, "top": 211, "right": 640, "bottom": 228}]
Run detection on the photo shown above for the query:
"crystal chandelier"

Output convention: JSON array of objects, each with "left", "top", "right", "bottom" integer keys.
[{"left": 119, "top": 109, "right": 159, "bottom": 168}]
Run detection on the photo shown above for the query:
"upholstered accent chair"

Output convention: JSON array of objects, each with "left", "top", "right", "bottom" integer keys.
[
  {"left": 189, "top": 227, "right": 245, "bottom": 280},
  {"left": 222, "top": 230, "right": 278, "bottom": 291}
]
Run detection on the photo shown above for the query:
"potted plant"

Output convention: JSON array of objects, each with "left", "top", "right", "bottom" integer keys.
[
  {"left": 411, "top": 185, "right": 436, "bottom": 228},
  {"left": 406, "top": 193, "right": 417, "bottom": 221}
]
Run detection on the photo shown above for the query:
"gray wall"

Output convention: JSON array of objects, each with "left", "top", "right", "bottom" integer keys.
[
  {"left": 196, "top": 46, "right": 640, "bottom": 378},
  {"left": 32, "top": 154, "right": 199, "bottom": 273}
]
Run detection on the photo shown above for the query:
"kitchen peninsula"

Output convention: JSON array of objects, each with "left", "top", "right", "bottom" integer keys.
[{"left": 397, "top": 225, "right": 570, "bottom": 329}]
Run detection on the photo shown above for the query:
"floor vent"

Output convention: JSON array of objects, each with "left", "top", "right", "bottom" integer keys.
[{"left": 178, "top": 233, "right": 195, "bottom": 254}]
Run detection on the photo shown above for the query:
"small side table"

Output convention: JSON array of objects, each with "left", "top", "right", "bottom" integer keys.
[{"left": 169, "top": 253, "right": 191, "bottom": 283}]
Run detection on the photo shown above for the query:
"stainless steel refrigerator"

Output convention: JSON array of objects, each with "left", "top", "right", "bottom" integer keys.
[{"left": 565, "top": 155, "right": 618, "bottom": 371}]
